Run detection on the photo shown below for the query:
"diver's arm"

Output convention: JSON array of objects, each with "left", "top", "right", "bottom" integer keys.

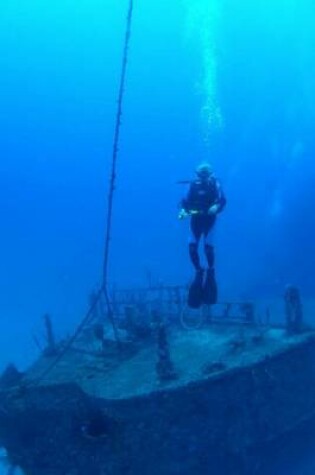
[
  {"left": 181, "top": 183, "right": 195, "bottom": 212},
  {"left": 208, "top": 179, "right": 226, "bottom": 215},
  {"left": 178, "top": 184, "right": 194, "bottom": 219},
  {"left": 216, "top": 180, "right": 227, "bottom": 212}
]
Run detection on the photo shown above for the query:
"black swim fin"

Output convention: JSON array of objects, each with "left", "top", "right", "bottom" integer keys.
[
  {"left": 203, "top": 268, "right": 218, "bottom": 305},
  {"left": 188, "top": 270, "right": 204, "bottom": 309}
]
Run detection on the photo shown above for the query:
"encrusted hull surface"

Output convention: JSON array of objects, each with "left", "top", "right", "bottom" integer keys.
[{"left": 1, "top": 328, "right": 315, "bottom": 474}]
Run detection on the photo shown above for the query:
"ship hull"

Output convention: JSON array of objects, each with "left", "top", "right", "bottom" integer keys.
[{"left": 1, "top": 336, "right": 315, "bottom": 474}]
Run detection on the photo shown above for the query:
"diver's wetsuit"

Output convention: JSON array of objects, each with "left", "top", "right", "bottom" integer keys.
[{"left": 182, "top": 176, "right": 226, "bottom": 271}]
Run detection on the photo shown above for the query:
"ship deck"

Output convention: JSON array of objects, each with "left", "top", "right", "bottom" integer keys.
[{"left": 24, "top": 324, "right": 315, "bottom": 401}]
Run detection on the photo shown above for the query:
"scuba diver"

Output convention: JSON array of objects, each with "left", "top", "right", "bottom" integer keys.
[{"left": 179, "top": 163, "right": 226, "bottom": 307}]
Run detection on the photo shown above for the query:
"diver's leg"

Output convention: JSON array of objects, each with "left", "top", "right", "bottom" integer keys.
[
  {"left": 187, "top": 217, "right": 204, "bottom": 308},
  {"left": 204, "top": 243, "right": 215, "bottom": 269},
  {"left": 203, "top": 218, "right": 218, "bottom": 304},
  {"left": 203, "top": 217, "right": 216, "bottom": 270},
  {"left": 189, "top": 217, "right": 202, "bottom": 271}
]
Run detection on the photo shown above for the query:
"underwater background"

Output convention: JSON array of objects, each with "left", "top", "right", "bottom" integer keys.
[{"left": 0, "top": 0, "right": 314, "bottom": 473}]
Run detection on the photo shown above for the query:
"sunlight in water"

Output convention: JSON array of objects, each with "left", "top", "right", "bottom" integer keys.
[{"left": 183, "top": 0, "right": 222, "bottom": 139}]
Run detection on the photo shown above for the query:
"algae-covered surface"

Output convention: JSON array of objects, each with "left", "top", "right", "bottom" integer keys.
[{"left": 24, "top": 324, "right": 315, "bottom": 400}]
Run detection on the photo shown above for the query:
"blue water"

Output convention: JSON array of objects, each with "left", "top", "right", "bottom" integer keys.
[{"left": 0, "top": 0, "right": 314, "bottom": 473}]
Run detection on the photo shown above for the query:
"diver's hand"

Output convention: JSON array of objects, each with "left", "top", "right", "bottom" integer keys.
[
  {"left": 178, "top": 209, "right": 188, "bottom": 220},
  {"left": 208, "top": 204, "right": 220, "bottom": 215}
]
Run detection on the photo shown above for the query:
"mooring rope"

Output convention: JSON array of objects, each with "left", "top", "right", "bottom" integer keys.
[
  {"left": 102, "top": 0, "right": 134, "bottom": 292},
  {"left": 25, "top": 0, "right": 134, "bottom": 387},
  {"left": 99, "top": 0, "right": 134, "bottom": 345}
]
